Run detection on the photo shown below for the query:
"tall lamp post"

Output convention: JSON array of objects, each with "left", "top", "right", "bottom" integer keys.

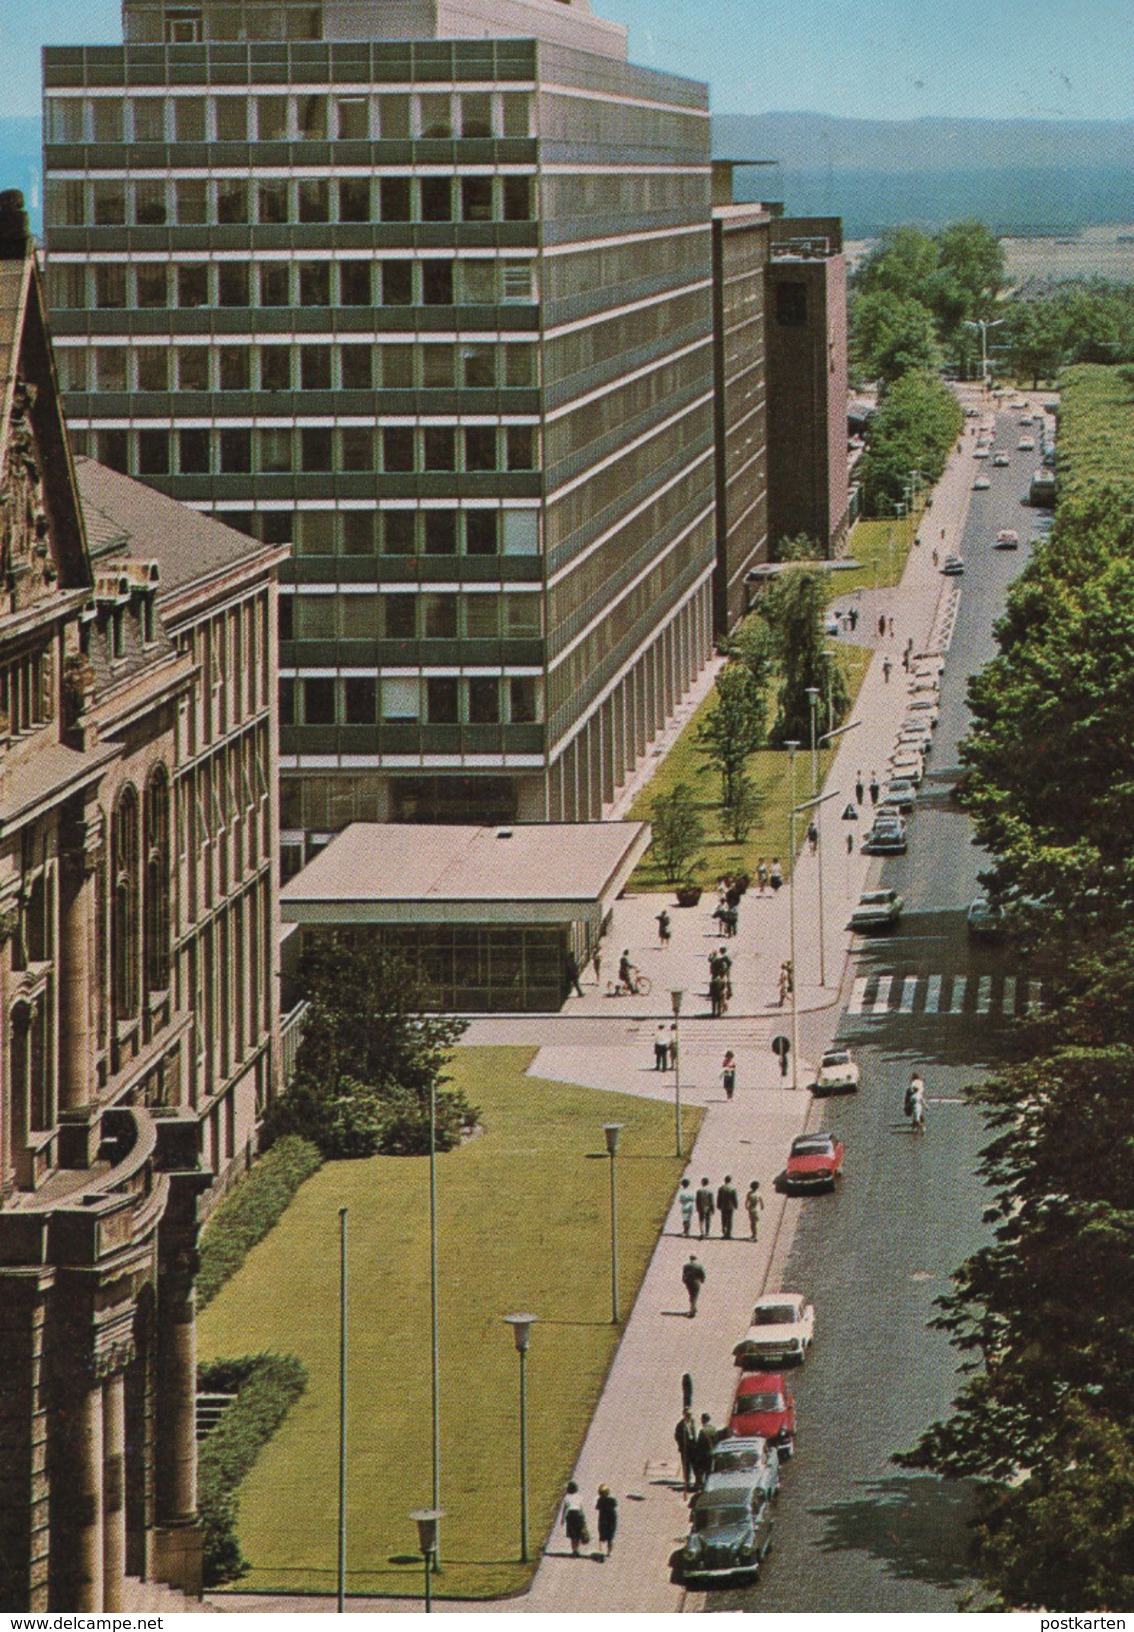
[
  {"left": 670, "top": 989, "right": 684, "bottom": 1157},
  {"left": 503, "top": 1314, "right": 537, "bottom": 1562},
  {"left": 337, "top": 1207, "right": 348, "bottom": 1614},
  {"left": 966, "top": 317, "right": 1005, "bottom": 392},
  {"left": 428, "top": 1078, "right": 440, "bottom": 1568},
  {"left": 409, "top": 1509, "right": 443, "bottom": 1613},
  {"left": 603, "top": 1124, "right": 623, "bottom": 1324},
  {"left": 784, "top": 741, "right": 800, "bottom": 1088}
]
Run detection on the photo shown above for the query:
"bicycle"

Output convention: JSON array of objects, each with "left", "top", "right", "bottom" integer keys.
[{"left": 608, "top": 969, "right": 653, "bottom": 997}]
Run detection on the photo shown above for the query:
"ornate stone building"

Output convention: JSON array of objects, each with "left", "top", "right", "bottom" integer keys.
[{"left": 0, "top": 190, "right": 284, "bottom": 1610}]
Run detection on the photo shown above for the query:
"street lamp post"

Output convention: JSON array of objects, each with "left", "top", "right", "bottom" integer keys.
[
  {"left": 503, "top": 1315, "right": 537, "bottom": 1562},
  {"left": 337, "top": 1207, "right": 348, "bottom": 1614},
  {"left": 603, "top": 1124, "right": 623, "bottom": 1324},
  {"left": 966, "top": 317, "right": 1005, "bottom": 393},
  {"left": 670, "top": 988, "right": 684, "bottom": 1158},
  {"left": 784, "top": 741, "right": 800, "bottom": 1088},
  {"left": 805, "top": 688, "right": 825, "bottom": 987},
  {"left": 409, "top": 1510, "right": 443, "bottom": 1613},
  {"left": 428, "top": 1077, "right": 440, "bottom": 1569}
]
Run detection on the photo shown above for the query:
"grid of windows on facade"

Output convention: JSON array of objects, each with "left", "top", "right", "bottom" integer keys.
[
  {"left": 46, "top": 256, "right": 537, "bottom": 312},
  {"left": 68, "top": 423, "right": 539, "bottom": 482},
  {"left": 56, "top": 340, "right": 538, "bottom": 394},
  {"left": 231, "top": 507, "right": 538, "bottom": 557},
  {"left": 279, "top": 673, "right": 542, "bottom": 727},
  {"left": 0, "top": 646, "right": 53, "bottom": 738},
  {"left": 281, "top": 588, "right": 543, "bottom": 641},
  {"left": 45, "top": 89, "right": 532, "bottom": 145},
  {"left": 306, "top": 922, "right": 567, "bottom": 1013}
]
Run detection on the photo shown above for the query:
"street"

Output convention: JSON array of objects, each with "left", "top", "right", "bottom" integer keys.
[{"left": 712, "top": 408, "right": 1047, "bottom": 1612}]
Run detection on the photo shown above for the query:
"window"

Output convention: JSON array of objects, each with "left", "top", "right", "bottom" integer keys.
[
  {"left": 501, "top": 94, "right": 530, "bottom": 137},
  {"left": 344, "top": 677, "right": 377, "bottom": 723},
  {"left": 465, "top": 512, "right": 498, "bottom": 555},
  {"left": 383, "top": 427, "right": 414, "bottom": 472},
  {"left": 132, "top": 99, "right": 165, "bottom": 142},
  {"left": 426, "top": 677, "right": 459, "bottom": 722},
  {"left": 112, "top": 786, "right": 140, "bottom": 1020},
  {"left": 134, "top": 180, "right": 167, "bottom": 225},
  {"left": 503, "top": 176, "right": 532, "bottom": 221},
  {"left": 299, "top": 263, "right": 331, "bottom": 305},
  {"left": 423, "top": 594, "right": 457, "bottom": 639},
  {"left": 384, "top": 595, "right": 415, "bottom": 638},
  {"left": 422, "top": 261, "right": 453, "bottom": 304},
  {"left": 259, "top": 264, "right": 290, "bottom": 306},
  {"left": 339, "top": 178, "right": 370, "bottom": 222},
  {"left": 341, "top": 598, "right": 379, "bottom": 638},
  {"left": 278, "top": 597, "right": 294, "bottom": 642},
  {"left": 335, "top": 96, "right": 370, "bottom": 139},
  {"left": 144, "top": 769, "right": 171, "bottom": 993},
  {"left": 505, "top": 345, "right": 536, "bottom": 387},
  {"left": 461, "top": 177, "right": 493, "bottom": 221},
  {"left": 301, "top": 427, "right": 333, "bottom": 471},
  {"left": 464, "top": 427, "right": 496, "bottom": 472},
  {"left": 303, "top": 678, "right": 336, "bottom": 725},
  {"left": 468, "top": 677, "right": 499, "bottom": 722},
  {"left": 166, "top": 10, "right": 202, "bottom": 42},
  {"left": 257, "top": 96, "right": 289, "bottom": 141},
  {"left": 505, "top": 594, "right": 542, "bottom": 636},
  {"left": 421, "top": 345, "right": 454, "bottom": 388},
  {"left": 419, "top": 94, "right": 452, "bottom": 138},
  {"left": 220, "top": 429, "right": 252, "bottom": 472},
  {"left": 218, "top": 263, "right": 249, "bottom": 306},
  {"left": 92, "top": 98, "right": 125, "bottom": 143},
  {"left": 96, "top": 347, "right": 127, "bottom": 391},
  {"left": 506, "top": 426, "right": 535, "bottom": 471},
  {"left": 47, "top": 98, "right": 85, "bottom": 144},
  {"left": 217, "top": 179, "right": 248, "bottom": 223},
  {"left": 340, "top": 262, "right": 372, "bottom": 305},
  {"left": 138, "top": 429, "right": 170, "bottom": 474},
  {"left": 260, "top": 346, "right": 291, "bottom": 391},
  {"left": 343, "top": 512, "right": 378, "bottom": 554},
  {"left": 176, "top": 179, "right": 207, "bottom": 225},
  {"left": 341, "top": 345, "right": 372, "bottom": 389},
  {"left": 136, "top": 264, "right": 168, "bottom": 308},
  {"left": 382, "top": 678, "right": 419, "bottom": 720},
  {"left": 279, "top": 678, "right": 296, "bottom": 723},
  {"left": 424, "top": 512, "right": 456, "bottom": 554},
  {"left": 49, "top": 265, "right": 86, "bottom": 309},
  {"left": 461, "top": 262, "right": 495, "bottom": 304},
  {"left": 215, "top": 99, "right": 248, "bottom": 141},
  {"left": 424, "top": 427, "right": 455, "bottom": 471},
  {"left": 510, "top": 676, "right": 539, "bottom": 722},
  {"left": 46, "top": 178, "right": 84, "bottom": 227},
  {"left": 341, "top": 428, "right": 374, "bottom": 471},
  {"left": 776, "top": 280, "right": 808, "bottom": 326},
  {"left": 464, "top": 593, "right": 499, "bottom": 636},
  {"left": 377, "top": 95, "right": 410, "bottom": 139},
  {"left": 174, "top": 98, "right": 207, "bottom": 142},
  {"left": 219, "top": 346, "right": 249, "bottom": 390},
  {"left": 296, "top": 594, "right": 334, "bottom": 635},
  {"left": 502, "top": 262, "right": 533, "bottom": 303},
  {"left": 136, "top": 348, "right": 168, "bottom": 391},
  {"left": 95, "top": 264, "right": 126, "bottom": 308},
  {"left": 297, "top": 514, "right": 334, "bottom": 555},
  {"left": 298, "top": 95, "right": 328, "bottom": 139},
  {"left": 57, "top": 349, "right": 89, "bottom": 392},
  {"left": 382, "top": 346, "right": 414, "bottom": 387},
  {"left": 300, "top": 345, "right": 332, "bottom": 390},
  {"left": 420, "top": 178, "right": 452, "bottom": 222},
  {"left": 460, "top": 93, "right": 492, "bottom": 139},
  {"left": 382, "top": 513, "right": 415, "bottom": 554},
  {"left": 178, "top": 264, "right": 210, "bottom": 308},
  {"left": 93, "top": 181, "right": 126, "bottom": 226},
  {"left": 177, "top": 347, "right": 209, "bottom": 391},
  {"left": 502, "top": 511, "right": 539, "bottom": 555},
  {"left": 258, "top": 180, "right": 289, "bottom": 224},
  {"left": 179, "top": 428, "right": 210, "bottom": 473},
  {"left": 382, "top": 262, "right": 412, "bottom": 305},
  {"left": 259, "top": 428, "right": 293, "bottom": 472},
  {"left": 99, "top": 430, "right": 129, "bottom": 472},
  {"left": 380, "top": 178, "right": 411, "bottom": 221},
  {"left": 299, "top": 179, "right": 329, "bottom": 222},
  {"left": 462, "top": 345, "right": 495, "bottom": 388}
]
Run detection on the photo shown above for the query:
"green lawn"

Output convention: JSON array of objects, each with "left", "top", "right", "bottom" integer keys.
[
  {"left": 199, "top": 1047, "right": 700, "bottom": 1600},
  {"left": 627, "top": 643, "right": 872, "bottom": 892},
  {"left": 1058, "top": 364, "right": 1134, "bottom": 504},
  {"left": 834, "top": 505, "right": 923, "bottom": 596}
]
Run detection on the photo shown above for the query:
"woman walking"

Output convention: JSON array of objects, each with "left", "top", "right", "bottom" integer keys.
[
  {"left": 596, "top": 1486, "right": 618, "bottom": 1558},
  {"left": 561, "top": 1480, "right": 588, "bottom": 1557}
]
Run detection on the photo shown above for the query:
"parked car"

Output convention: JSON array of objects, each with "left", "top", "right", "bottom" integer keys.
[
  {"left": 673, "top": 1485, "right": 775, "bottom": 1586},
  {"left": 889, "top": 750, "right": 924, "bottom": 783},
  {"left": 907, "top": 697, "right": 939, "bottom": 726},
  {"left": 1018, "top": 437, "right": 1035, "bottom": 452},
  {"left": 966, "top": 894, "right": 1005, "bottom": 941},
  {"left": 972, "top": 446, "right": 990, "bottom": 459},
  {"left": 733, "top": 1292, "right": 815, "bottom": 1368},
  {"left": 780, "top": 1131, "right": 845, "bottom": 1193},
  {"left": 704, "top": 1435, "right": 781, "bottom": 1502},
  {"left": 994, "top": 528, "right": 1019, "bottom": 549},
  {"left": 897, "top": 727, "right": 933, "bottom": 755},
  {"left": 849, "top": 888, "right": 903, "bottom": 932},
  {"left": 993, "top": 452, "right": 1011, "bottom": 467},
  {"left": 941, "top": 553, "right": 966, "bottom": 573},
  {"left": 862, "top": 815, "right": 907, "bottom": 854},
  {"left": 880, "top": 779, "right": 916, "bottom": 814},
  {"left": 973, "top": 476, "right": 991, "bottom": 491},
  {"left": 811, "top": 1046, "right": 860, "bottom": 1096},
  {"left": 729, "top": 1371, "right": 796, "bottom": 1455}
]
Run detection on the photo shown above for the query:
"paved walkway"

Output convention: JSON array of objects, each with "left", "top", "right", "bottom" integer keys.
[{"left": 211, "top": 408, "right": 978, "bottom": 1616}]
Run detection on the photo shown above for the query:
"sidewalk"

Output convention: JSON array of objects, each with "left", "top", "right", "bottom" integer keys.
[{"left": 210, "top": 430, "right": 975, "bottom": 1616}]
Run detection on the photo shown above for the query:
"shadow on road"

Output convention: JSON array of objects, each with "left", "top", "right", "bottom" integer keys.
[{"left": 808, "top": 1472, "right": 977, "bottom": 1590}]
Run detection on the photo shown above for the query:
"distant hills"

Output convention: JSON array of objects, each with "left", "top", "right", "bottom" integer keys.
[{"left": 3, "top": 109, "right": 1131, "bottom": 240}]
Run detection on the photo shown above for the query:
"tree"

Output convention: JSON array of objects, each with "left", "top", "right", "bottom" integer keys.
[
  {"left": 696, "top": 661, "right": 766, "bottom": 816},
  {"left": 758, "top": 567, "right": 849, "bottom": 744},
  {"left": 261, "top": 937, "right": 472, "bottom": 1159},
  {"left": 851, "top": 288, "right": 943, "bottom": 384},
  {"left": 857, "top": 368, "right": 963, "bottom": 514},
  {"left": 855, "top": 225, "right": 938, "bottom": 304},
  {"left": 729, "top": 616, "right": 777, "bottom": 703},
  {"left": 648, "top": 783, "right": 705, "bottom": 885},
  {"left": 773, "top": 530, "right": 822, "bottom": 562},
  {"left": 720, "top": 772, "right": 761, "bottom": 844},
  {"left": 931, "top": 219, "right": 1006, "bottom": 341}
]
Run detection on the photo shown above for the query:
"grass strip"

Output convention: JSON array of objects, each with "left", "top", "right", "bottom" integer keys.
[{"left": 197, "top": 1136, "right": 323, "bottom": 1310}]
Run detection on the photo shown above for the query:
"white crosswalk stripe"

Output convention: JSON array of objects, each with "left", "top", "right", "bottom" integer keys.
[{"left": 847, "top": 969, "right": 1043, "bottom": 1018}]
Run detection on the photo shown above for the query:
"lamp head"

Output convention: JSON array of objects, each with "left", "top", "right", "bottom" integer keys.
[
  {"left": 670, "top": 988, "right": 684, "bottom": 1017},
  {"left": 410, "top": 1509, "right": 444, "bottom": 1555},
  {"left": 603, "top": 1122, "right": 623, "bottom": 1156},
  {"left": 504, "top": 1313, "right": 537, "bottom": 1353}
]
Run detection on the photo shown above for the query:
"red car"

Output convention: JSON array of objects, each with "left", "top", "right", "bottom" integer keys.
[
  {"left": 729, "top": 1372, "right": 796, "bottom": 1458},
  {"left": 781, "top": 1131, "right": 845, "bottom": 1193}
]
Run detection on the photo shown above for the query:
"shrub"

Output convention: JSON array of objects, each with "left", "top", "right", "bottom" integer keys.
[
  {"left": 197, "top": 1352, "right": 308, "bottom": 1586},
  {"left": 197, "top": 1136, "right": 323, "bottom": 1310}
]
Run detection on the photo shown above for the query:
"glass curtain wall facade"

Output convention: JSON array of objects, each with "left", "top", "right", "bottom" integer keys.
[{"left": 43, "top": 12, "right": 715, "bottom": 859}]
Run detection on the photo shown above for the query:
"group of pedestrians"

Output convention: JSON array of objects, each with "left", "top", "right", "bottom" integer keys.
[
  {"left": 560, "top": 1480, "right": 618, "bottom": 1559},
  {"left": 673, "top": 1406, "right": 722, "bottom": 1495},
  {"left": 708, "top": 945, "right": 733, "bottom": 1016},
  {"left": 676, "top": 1175, "right": 764, "bottom": 1247},
  {"left": 652, "top": 1024, "right": 678, "bottom": 1071}
]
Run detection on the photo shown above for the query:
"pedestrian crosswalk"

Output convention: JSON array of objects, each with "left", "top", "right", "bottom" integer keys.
[{"left": 848, "top": 970, "right": 1042, "bottom": 1019}]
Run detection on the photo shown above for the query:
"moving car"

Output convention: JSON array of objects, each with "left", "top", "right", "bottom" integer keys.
[
  {"left": 993, "top": 452, "right": 1011, "bottom": 467},
  {"left": 729, "top": 1371, "right": 796, "bottom": 1455},
  {"left": 704, "top": 1435, "right": 781, "bottom": 1502},
  {"left": 674, "top": 1485, "right": 774, "bottom": 1585},
  {"left": 811, "top": 1046, "right": 860, "bottom": 1096},
  {"left": 781, "top": 1131, "right": 846, "bottom": 1192},
  {"left": 733, "top": 1292, "right": 815, "bottom": 1367},
  {"left": 862, "top": 814, "right": 907, "bottom": 854},
  {"left": 880, "top": 778, "right": 916, "bottom": 813},
  {"left": 994, "top": 528, "right": 1019, "bottom": 549},
  {"left": 849, "top": 887, "right": 904, "bottom": 932},
  {"left": 966, "top": 894, "right": 1005, "bottom": 941},
  {"left": 941, "top": 553, "right": 965, "bottom": 573},
  {"left": 973, "top": 475, "right": 991, "bottom": 491},
  {"left": 972, "top": 446, "right": 990, "bottom": 459}
]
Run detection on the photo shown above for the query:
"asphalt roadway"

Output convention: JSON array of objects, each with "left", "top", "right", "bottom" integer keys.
[{"left": 711, "top": 408, "right": 1052, "bottom": 1613}]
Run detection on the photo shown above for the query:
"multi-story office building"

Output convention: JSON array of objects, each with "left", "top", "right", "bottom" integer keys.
[
  {"left": 0, "top": 189, "right": 283, "bottom": 1609},
  {"left": 43, "top": 0, "right": 718, "bottom": 870}
]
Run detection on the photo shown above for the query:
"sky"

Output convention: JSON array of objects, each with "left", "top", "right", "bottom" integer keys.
[{"left": 0, "top": 0, "right": 1131, "bottom": 122}]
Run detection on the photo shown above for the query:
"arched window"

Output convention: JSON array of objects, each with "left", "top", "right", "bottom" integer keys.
[
  {"left": 9, "top": 1001, "right": 31, "bottom": 1146},
  {"left": 112, "top": 785, "right": 140, "bottom": 1020},
  {"left": 144, "top": 767, "right": 171, "bottom": 993}
]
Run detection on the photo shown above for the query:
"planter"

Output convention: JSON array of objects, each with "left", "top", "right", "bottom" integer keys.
[{"left": 675, "top": 886, "right": 702, "bottom": 908}]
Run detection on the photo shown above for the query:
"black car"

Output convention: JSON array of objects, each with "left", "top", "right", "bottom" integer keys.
[
  {"left": 674, "top": 1485, "right": 775, "bottom": 1586},
  {"left": 862, "top": 816, "right": 907, "bottom": 854}
]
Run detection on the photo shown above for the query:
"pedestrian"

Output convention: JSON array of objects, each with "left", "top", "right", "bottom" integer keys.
[
  {"left": 878, "top": 612, "right": 886, "bottom": 638},
  {"left": 668, "top": 1023, "right": 678, "bottom": 1070},
  {"left": 674, "top": 1407, "right": 697, "bottom": 1493},
  {"left": 709, "top": 970, "right": 724, "bottom": 1018},
  {"left": 783, "top": 958, "right": 794, "bottom": 996},
  {"left": 940, "top": 526, "right": 946, "bottom": 542},
  {"left": 724, "top": 903, "right": 739, "bottom": 937},
  {"left": 593, "top": 947, "right": 602, "bottom": 988},
  {"left": 695, "top": 1179, "right": 715, "bottom": 1239},
  {"left": 565, "top": 948, "right": 584, "bottom": 998},
  {"left": 883, "top": 656, "right": 892, "bottom": 684},
  {"left": 561, "top": 1480, "right": 588, "bottom": 1557},
  {"left": 769, "top": 857, "right": 783, "bottom": 891},
  {"left": 850, "top": 605, "right": 858, "bottom": 632},
  {"left": 682, "top": 1252, "right": 706, "bottom": 1317},
  {"left": 778, "top": 963, "right": 789, "bottom": 1007},
  {"left": 807, "top": 819, "right": 819, "bottom": 852},
  {"left": 902, "top": 646, "right": 911, "bottom": 673},
  {"left": 618, "top": 948, "right": 634, "bottom": 993},
  {"left": 678, "top": 1176, "right": 695, "bottom": 1236},
  {"left": 682, "top": 1371, "right": 694, "bottom": 1411},
  {"left": 932, "top": 548, "right": 939, "bottom": 568},
  {"left": 855, "top": 771, "right": 865, "bottom": 806},
  {"left": 656, "top": 907, "right": 672, "bottom": 948},
  {"left": 911, "top": 1081, "right": 927, "bottom": 1134},
  {"left": 869, "top": 772, "right": 880, "bottom": 806},
  {"left": 721, "top": 1050, "right": 737, "bottom": 1100},
  {"left": 888, "top": 616, "right": 894, "bottom": 638},
  {"left": 717, "top": 1174, "right": 740, "bottom": 1240},
  {"left": 693, "top": 1413, "right": 718, "bottom": 1489},
  {"left": 596, "top": 1486, "right": 618, "bottom": 1558},
  {"left": 756, "top": 858, "right": 769, "bottom": 893},
  {"left": 654, "top": 1024, "right": 669, "bottom": 1071},
  {"left": 745, "top": 1178, "right": 764, "bottom": 1240},
  {"left": 846, "top": 831, "right": 854, "bottom": 854}
]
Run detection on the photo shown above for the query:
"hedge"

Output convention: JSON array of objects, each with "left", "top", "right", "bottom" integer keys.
[
  {"left": 197, "top": 1352, "right": 308, "bottom": 1586},
  {"left": 197, "top": 1136, "right": 323, "bottom": 1310}
]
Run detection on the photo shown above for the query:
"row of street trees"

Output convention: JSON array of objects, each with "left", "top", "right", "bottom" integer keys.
[{"left": 901, "top": 472, "right": 1134, "bottom": 1607}]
